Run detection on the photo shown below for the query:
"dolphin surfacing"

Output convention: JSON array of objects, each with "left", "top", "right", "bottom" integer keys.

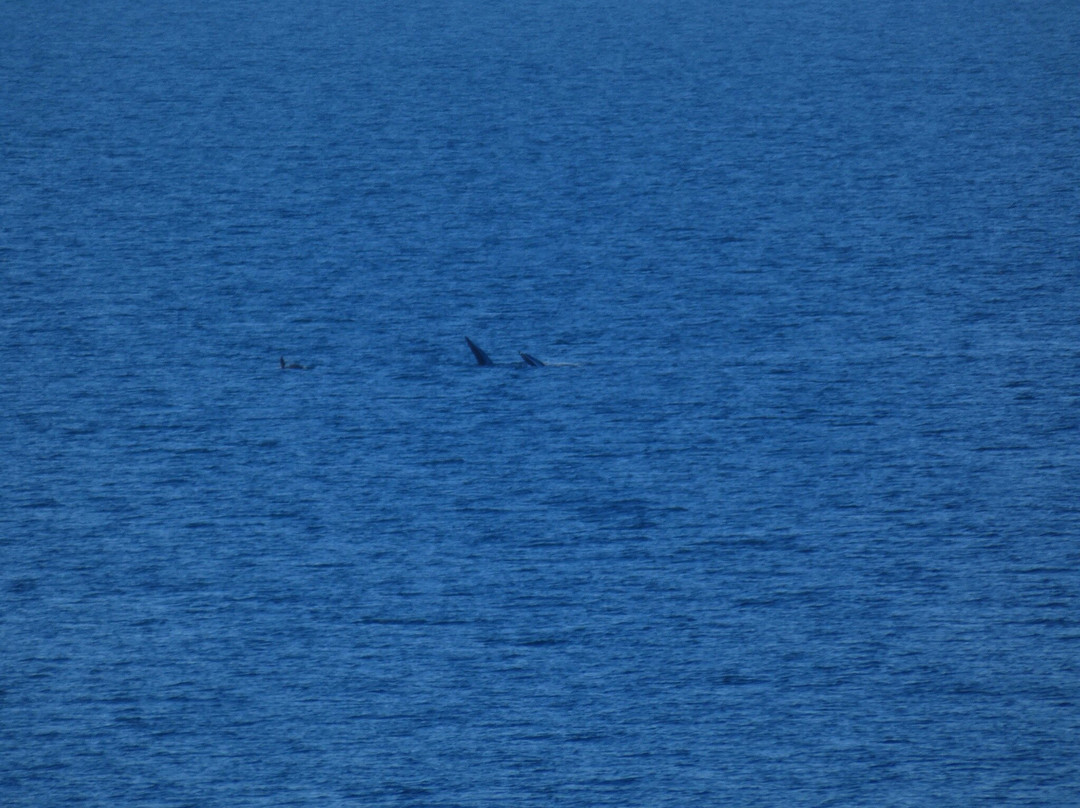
[
  {"left": 465, "top": 337, "right": 495, "bottom": 366},
  {"left": 466, "top": 338, "right": 552, "bottom": 367}
]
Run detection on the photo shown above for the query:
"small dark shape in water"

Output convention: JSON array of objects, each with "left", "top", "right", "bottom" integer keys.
[
  {"left": 465, "top": 337, "right": 494, "bottom": 367},
  {"left": 466, "top": 338, "right": 553, "bottom": 368},
  {"left": 280, "top": 357, "right": 309, "bottom": 370}
]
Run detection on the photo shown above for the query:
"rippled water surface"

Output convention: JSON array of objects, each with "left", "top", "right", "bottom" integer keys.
[{"left": 3, "top": 1, "right": 1079, "bottom": 805}]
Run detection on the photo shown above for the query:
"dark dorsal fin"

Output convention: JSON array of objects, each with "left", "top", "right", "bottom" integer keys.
[
  {"left": 519, "top": 352, "right": 545, "bottom": 367},
  {"left": 465, "top": 337, "right": 494, "bottom": 366}
]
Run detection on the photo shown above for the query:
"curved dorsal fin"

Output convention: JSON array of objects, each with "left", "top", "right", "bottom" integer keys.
[{"left": 465, "top": 337, "right": 494, "bottom": 366}]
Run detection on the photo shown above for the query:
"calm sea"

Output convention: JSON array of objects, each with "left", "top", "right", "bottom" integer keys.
[{"left": 3, "top": 1, "right": 1079, "bottom": 805}]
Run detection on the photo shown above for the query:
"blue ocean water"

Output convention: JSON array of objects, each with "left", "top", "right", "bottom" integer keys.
[{"left": 3, "top": 0, "right": 1079, "bottom": 804}]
